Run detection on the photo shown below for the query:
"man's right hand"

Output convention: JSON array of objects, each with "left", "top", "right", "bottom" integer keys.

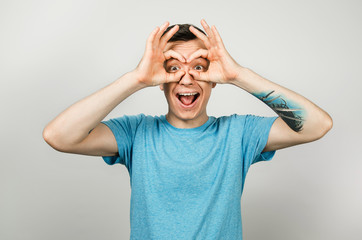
[
  {"left": 43, "top": 22, "right": 186, "bottom": 157},
  {"left": 134, "top": 22, "right": 186, "bottom": 87}
]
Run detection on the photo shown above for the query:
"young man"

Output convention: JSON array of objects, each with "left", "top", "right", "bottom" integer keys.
[{"left": 43, "top": 20, "right": 332, "bottom": 239}]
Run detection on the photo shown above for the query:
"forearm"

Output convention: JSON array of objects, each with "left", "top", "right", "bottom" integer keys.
[
  {"left": 43, "top": 71, "right": 144, "bottom": 146},
  {"left": 232, "top": 67, "right": 333, "bottom": 140}
]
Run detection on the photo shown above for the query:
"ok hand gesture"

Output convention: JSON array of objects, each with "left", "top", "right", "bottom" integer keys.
[
  {"left": 135, "top": 22, "right": 186, "bottom": 87},
  {"left": 188, "top": 19, "right": 243, "bottom": 84}
]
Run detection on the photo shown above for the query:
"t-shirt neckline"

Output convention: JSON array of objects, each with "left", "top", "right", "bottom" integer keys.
[{"left": 160, "top": 115, "right": 214, "bottom": 134}]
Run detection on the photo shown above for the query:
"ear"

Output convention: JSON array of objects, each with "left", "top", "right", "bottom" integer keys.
[
  {"left": 159, "top": 84, "right": 164, "bottom": 91},
  {"left": 212, "top": 83, "right": 217, "bottom": 88}
]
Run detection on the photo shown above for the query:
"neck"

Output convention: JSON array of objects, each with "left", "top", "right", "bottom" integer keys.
[{"left": 165, "top": 113, "right": 209, "bottom": 129}]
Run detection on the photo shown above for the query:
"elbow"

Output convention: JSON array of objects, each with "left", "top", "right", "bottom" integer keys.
[
  {"left": 321, "top": 114, "right": 333, "bottom": 136},
  {"left": 325, "top": 114, "right": 333, "bottom": 132},
  {"left": 42, "top": 125, "right": 67, "bottom": 152},
  {"left": 43, "top": 125, "right": 83, "bottom": 153},
  {"left": 43, "top": 125, "right": 57, "bottom": 149},
  {"left": 313, "top": 114, "right": 333, "bottom": 141}
]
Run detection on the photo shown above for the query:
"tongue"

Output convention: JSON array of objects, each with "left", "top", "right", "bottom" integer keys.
[{"left": 180, "top": 95, "right": 195, "bottom": 105}]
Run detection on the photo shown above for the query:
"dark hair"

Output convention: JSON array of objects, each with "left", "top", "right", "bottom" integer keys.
[{"left": 161, "top": 24, "right": 206, "bottom": 42}]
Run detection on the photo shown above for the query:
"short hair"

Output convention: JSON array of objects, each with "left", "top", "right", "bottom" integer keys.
[{"left": 161, "top": 24, "right": 206, "bottom": 42}]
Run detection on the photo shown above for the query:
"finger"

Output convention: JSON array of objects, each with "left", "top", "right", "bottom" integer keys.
[
  {"left": 163, "top": 49, "right": 186, "bottom": 63},
  {"left": 189, "top": 25, "right": 211, "bottom": 49},
  {"left": 189, "top": 69, "right": 208, "bottom": 82},
  {"left": 153, "top": 21, "right": 170, "bottom": 48},
  {"left": 146, "top": 26, "right": 160, "bottom": 51},
  {"left": 166, "top": 70, "right": 185, "bottom": 83},
  {"left": 159, "top": 25, "right": 179, "bottom": 49},
  {"left": 200, "top": 19, "right": 214, "bottom": 40},
  {"left": 201, "top": 19, "right": 219, "bottom": 47},
  {"left": 186, "top": 49, "right": 208, "bottom": 63},
  {"left": 211, "top": 25, "right": 225, "bottom": 48}
]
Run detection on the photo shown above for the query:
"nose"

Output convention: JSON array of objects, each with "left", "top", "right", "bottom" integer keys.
[{"left": 178, "top": 70, "right": 194, "bottom": 85}]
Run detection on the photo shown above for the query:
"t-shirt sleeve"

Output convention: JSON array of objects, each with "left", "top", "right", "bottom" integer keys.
[
  {"left": 241, "top": 114, "right": 278, "bottom": 166},
  {"left": 100, "top": 114, "right": 144, "bottom": 169}
]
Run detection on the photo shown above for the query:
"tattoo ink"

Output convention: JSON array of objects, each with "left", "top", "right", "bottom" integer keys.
[{"left": 255, "top": 90, "right": 305, "bottom": 132}]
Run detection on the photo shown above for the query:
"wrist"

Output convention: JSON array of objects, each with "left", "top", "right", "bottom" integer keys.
[
  {"left": 115, "top": 71, "right": 148, "bottom": 93},
  {"left": 127, "top": 69, "right": 151, "bottom": 89},
  {"left": 230, "top": 67, "right": 268, "bottom": 93},
  {"left": 230, "top": 66, "right": 249, "bottom": 86}
]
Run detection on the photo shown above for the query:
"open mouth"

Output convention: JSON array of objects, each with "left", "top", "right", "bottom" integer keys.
[{"left": 177, "top": 92, "right": 200, "bottom": 106}]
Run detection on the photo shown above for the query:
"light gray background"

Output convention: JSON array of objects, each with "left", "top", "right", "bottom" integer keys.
[{"left": 1, "top": 0, "right": 361, "bottom": 239}]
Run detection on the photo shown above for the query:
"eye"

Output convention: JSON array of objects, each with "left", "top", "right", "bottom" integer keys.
[
  {"left": 169, "top": 66, "right": 180, "bottom": 72},
  {"left": 194, "top": 65, "right": 204, "bottom": 71}
]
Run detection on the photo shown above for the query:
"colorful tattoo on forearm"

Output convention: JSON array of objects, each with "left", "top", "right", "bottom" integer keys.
[{"left": 254, "top": 90, "right": 305, "bottom": 132}]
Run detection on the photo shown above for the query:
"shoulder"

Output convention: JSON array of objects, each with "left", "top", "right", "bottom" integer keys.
[
  {"left": 208, "top": 114, "right": 248, "bottom": 133},
  {"left": 212, "top": 114, "right": 248, "bottom": 125},
  {"left": 212, "top": 114, "right": 277, "bottom": 131},
  {"left": 105, "top": 113, "right": 150, "bottom": 125},
  {"left": 103, "top": 114, "right": 166, "bottom": 130}
]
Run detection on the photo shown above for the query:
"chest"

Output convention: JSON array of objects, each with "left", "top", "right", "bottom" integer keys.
[{"left": 130, "top": 129, "right": 244, "bottom": 197}]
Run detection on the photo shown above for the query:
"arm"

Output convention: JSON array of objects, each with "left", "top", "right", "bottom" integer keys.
[
  {"left": 43, "top": 22, "right": 186, "bottom": 156},
  {"left": 232, "top": 67, "right": 333, "bottom": 151},
  {"left": 188, "top": 19, "right": 333, "bottom": 151},
  {"left": 43, "top": 72, "right": 142, "bottom": 156}
]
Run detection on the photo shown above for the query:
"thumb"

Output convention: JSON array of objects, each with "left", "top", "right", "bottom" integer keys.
[
  {"left": 189, "top": 70, "right": 208, "bottom": 82},
  {"left": 166, "top": 70, "right": 185, "bottom": 83}
]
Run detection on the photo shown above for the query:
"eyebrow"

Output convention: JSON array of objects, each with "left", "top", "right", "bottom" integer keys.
[
  {"left": 165, "top": 58, "right": 179, "bottom": 63},
  {"left": 164, "top": 57, "right": 208, "bottom": 64},
  {"left": 164, "top": 59, "right": 179, "bottom": 67}
]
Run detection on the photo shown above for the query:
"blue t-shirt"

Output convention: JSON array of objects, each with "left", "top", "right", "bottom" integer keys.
[{"left": 102, "top": 114, "right": 277, "bottom": 240}]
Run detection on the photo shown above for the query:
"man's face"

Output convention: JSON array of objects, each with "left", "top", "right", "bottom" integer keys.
[{"left": 161, "top": 39, "right": 216, "bottom": 128}]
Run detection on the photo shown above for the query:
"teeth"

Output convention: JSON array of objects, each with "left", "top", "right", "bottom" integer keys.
[{"left": 178, "top": 93, "right": 197, "bottom": 96}]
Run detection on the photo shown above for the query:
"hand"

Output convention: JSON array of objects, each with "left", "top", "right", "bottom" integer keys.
[
  {"left": 188, "top": 19, "right": 243, "bottom": 84},
  {"left": 134, "top": 22, "right": 186, "bottom": 87}
]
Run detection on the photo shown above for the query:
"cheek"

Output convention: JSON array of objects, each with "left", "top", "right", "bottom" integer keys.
[
  {"left": 201, "top": 85, "right": 214, "bottom": 103},
  {"left": 198, "top": 82, "right": 214, "bottom": 93},
  {"left": 162, "top": 84, "right": 176, "bottom": 98},
  {"left": 162, "top": 83, "right": 172, "bottom": 92}
]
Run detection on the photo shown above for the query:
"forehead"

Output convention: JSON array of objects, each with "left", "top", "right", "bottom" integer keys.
[{"left": 164, "top": 39, "right": 206, "bottom": 58}]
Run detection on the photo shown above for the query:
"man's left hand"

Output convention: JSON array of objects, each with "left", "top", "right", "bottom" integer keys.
[{"left": 188, "top": 19, "right": 243, "bottom": 84}]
